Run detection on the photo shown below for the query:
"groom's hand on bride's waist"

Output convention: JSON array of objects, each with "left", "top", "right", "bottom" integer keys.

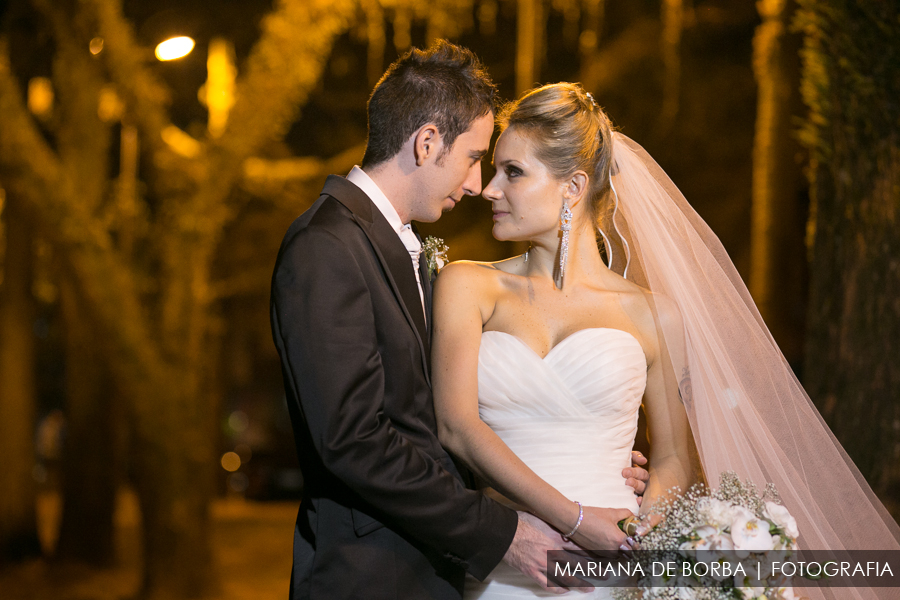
[
  {"left": 623, "top": 450, "right": 649, "bottom": 505},
  {"left": 503, "top": 512, "right": 591, "bottom": 594}
]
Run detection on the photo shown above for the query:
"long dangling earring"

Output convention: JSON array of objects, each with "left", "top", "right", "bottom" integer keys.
[{"left": 558, "top": 199, "right": 573, "bottom": 287}]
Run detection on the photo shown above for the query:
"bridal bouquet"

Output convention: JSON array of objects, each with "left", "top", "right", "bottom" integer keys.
[{"left": 613, "top": 472, "right": 802, "bottom": 600}]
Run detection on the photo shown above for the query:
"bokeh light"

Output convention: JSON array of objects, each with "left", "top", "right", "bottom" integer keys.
[
  {"left": 227, "top": 473, "right": 249, "bottom": 494},
  {"left": 89, "top": 37, "right": 104, "bottom": 55},
  {"left": 97, "top": 85, "right": 124, "bottom": 123},
  {"left": 161, "top": 125, "right": 201, "bottom": 158},
  {"left": 220, "top": 451, "right": 241, "bottom": 472},
  {"left": 155, "top": 36, "right": 195, "bottom": 61},
  {"left": 27, "top": 77, "right": 53, "bottom": 117},
  {"left": 228, "top": 410, "right": 249, "bottom": 434}
]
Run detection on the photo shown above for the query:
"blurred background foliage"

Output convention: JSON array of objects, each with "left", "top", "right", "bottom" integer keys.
[{"left": 0, "top": 0, "right": 897, "bottom": 598}]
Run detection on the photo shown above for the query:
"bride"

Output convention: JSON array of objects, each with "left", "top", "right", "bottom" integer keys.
[
  {"left": 431, "top": 83, "right": 900, "bottom": 599},
  {"left": 432, "top": 82, "right": 696, "bottom": 597}
]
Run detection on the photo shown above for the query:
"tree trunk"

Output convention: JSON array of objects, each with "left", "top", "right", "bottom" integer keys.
[
  {"left": 0, "top": 192, "right": 42, "bottom": 563},
  {"left": 659, "top": 0, "right": 683, "bottom": 132},
  {"left": 132, "top": 379, "right": 215, "bottom": 600},
  {"left": 799, "top": 0, "right": 900, "bottom": 515},
  {"left": 55, "top": 276, "right": 117, "bottom": 565},
  {"left": 750, "top": 0, "right": 806, "bottom": 365},
  {"left": 516, "top": 0, "right": 542, "bottom": 95},
  {"left": 55, "top": 243, "right": 217, "bottom": 597}
]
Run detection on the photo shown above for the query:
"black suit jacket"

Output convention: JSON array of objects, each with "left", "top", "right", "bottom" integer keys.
[{"left": 270, "top": 176, "right": 518, "bottom": 599}]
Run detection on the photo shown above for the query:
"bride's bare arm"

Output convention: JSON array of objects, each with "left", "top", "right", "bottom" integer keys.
[
  {"left": 432, "top": 262, "right": 631, "bottom": 550},
  {"left": 637, "top": 293, "right": 698, "bottom": 515}
]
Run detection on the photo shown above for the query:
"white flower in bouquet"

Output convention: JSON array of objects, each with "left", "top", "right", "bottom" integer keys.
[
  {"left": 772, "top": 535, "right": 798, "bottom": 552},
  {"left": 679, "top": 526, "right": 712, "bottom": 551},
  {"left": 764, "top": 502, "right": 799, "bottom": 539},
  {"left": 771, "top": 586, "right": 798, "bottom": 600},
  {"left": 734, "top": 555, "right": 767, "bottom": 587},
  {"left": 731, "top": 507, "right": 776, "bottom": 557},
  {"left": 696, "top": 526, "right": 735, "bottom": 552},
  {"left": 738, "top": 584, "right": 766, "bottom": 600},
  {"left": 698, "top": 497, "right": 738, "bottom": 530},
  {"left": 680, "top": 525, "right": 735, "bottom": 581}
]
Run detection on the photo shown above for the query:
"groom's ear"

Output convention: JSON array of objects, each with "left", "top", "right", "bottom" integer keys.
[{"left": 414, "top": 124, "right": 441, "bottom": 166}]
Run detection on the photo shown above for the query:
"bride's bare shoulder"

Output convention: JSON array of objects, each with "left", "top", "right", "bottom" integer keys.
[
  {"left": 605, "top": 274, "right": 681, "bottom": 346},
  {"left": 432, "top": 260, "right": 493, "bottom": 301},
  {"left": 433, "top": 260, "right": 516, "bottom": 324},
  {"left": 604, "top": 272, "right": 679, "bottom": 324},
  {"left": 434, "top": 257, "right": 522, "bottom": 290},
  {"left": 621, "top": 287, "right": 684, "bottom": 366},
  {"left": 630, "top": 289, "right": 683, "bottom": 332},
  {"left": 433, "top": 258, "right": 528, "bottom": 318}
]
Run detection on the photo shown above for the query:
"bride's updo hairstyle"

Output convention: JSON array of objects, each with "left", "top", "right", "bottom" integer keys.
[{"left": 497, "top": 82, "right": 614, "bottom": 224}]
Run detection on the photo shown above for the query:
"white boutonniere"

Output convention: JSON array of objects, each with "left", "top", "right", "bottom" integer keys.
[{"left": 422, "top": 236, "right": 449, "bottom": 279}]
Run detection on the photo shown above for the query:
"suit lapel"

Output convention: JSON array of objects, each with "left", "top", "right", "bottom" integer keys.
[
  {"left": 322, "top": 176, "right": 430, "bottom": 383},
  {"left": 419, "top": 255, "right": 433, "bottom": 371},
  {"left": 413, "top": 226, "right": 434, "bottom": 358},
  {"left": 367, "top": 220, "right": 429, "bottom": 348}
]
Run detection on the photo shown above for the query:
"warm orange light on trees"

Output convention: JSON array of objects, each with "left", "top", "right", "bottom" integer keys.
[{"left": 155, "top": 36, "right": 195, "bottom": 61}]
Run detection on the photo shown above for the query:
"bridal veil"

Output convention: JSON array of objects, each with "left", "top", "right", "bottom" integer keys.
[{"left": 607, "top": 133, "right": 900, "bottom": 600}]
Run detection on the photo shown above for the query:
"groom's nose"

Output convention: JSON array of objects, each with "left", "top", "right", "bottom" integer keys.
[
  {"left": 461, "top": 163, "right": 484, "bottom": 197},
  {"left": 482, "top": 174, "right": 501, "bottom": 201}
]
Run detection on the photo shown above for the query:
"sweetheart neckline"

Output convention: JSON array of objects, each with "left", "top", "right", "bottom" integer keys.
[{"left": 481, "top": 327, "right": 643, "bottom": 361}]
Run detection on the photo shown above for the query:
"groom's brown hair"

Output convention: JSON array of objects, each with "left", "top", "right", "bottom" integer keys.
[{"left": 361, "top": 40, "right": 498, "bottom": 168}]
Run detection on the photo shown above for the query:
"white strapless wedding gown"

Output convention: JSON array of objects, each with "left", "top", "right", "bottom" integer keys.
[{"left": 465, "top": 328, "right": 648, "bottom": 599}]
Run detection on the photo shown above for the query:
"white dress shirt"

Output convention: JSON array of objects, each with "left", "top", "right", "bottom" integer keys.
[{"left": 346, "top": 166, "right": 426, "bottom": 321}]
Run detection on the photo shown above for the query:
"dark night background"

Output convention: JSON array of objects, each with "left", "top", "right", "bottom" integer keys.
[{"left": 0, "top": 0, "right": 897, "bottom": 598}]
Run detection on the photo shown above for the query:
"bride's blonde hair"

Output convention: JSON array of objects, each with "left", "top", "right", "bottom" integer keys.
[{"left": 497, "top": 82, "right": 614, "bottom": 225}]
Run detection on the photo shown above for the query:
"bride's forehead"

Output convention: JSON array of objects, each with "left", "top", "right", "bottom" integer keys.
[{"left": 494, "top": 129, "right": 538, "bottom": 159}]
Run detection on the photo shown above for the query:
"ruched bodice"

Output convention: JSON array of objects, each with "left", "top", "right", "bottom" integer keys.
[{"left": 467, "top": 328, "right": 648, "bottom": 599}]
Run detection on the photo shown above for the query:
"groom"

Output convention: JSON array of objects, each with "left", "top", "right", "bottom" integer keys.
[{"left": 270, "top": 41, "right": 647, "bottom": 599}]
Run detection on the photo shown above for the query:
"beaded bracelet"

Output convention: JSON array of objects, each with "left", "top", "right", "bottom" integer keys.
[{"left": 561, "top": 500, "right": 583, "bottom": 542}]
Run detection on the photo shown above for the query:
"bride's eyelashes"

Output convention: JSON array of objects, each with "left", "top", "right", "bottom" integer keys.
[{"left": 505, "top": 165, "right": 523, "bottom": 179}]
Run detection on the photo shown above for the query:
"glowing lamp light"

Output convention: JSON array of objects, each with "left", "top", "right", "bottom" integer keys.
[{"left": 155, "top": 36, "right": 195, "bottom": 61}]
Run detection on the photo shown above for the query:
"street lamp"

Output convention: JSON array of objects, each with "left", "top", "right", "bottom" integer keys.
[{"left": 155, "top": 36, "right": 195, "bottom": 61}]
